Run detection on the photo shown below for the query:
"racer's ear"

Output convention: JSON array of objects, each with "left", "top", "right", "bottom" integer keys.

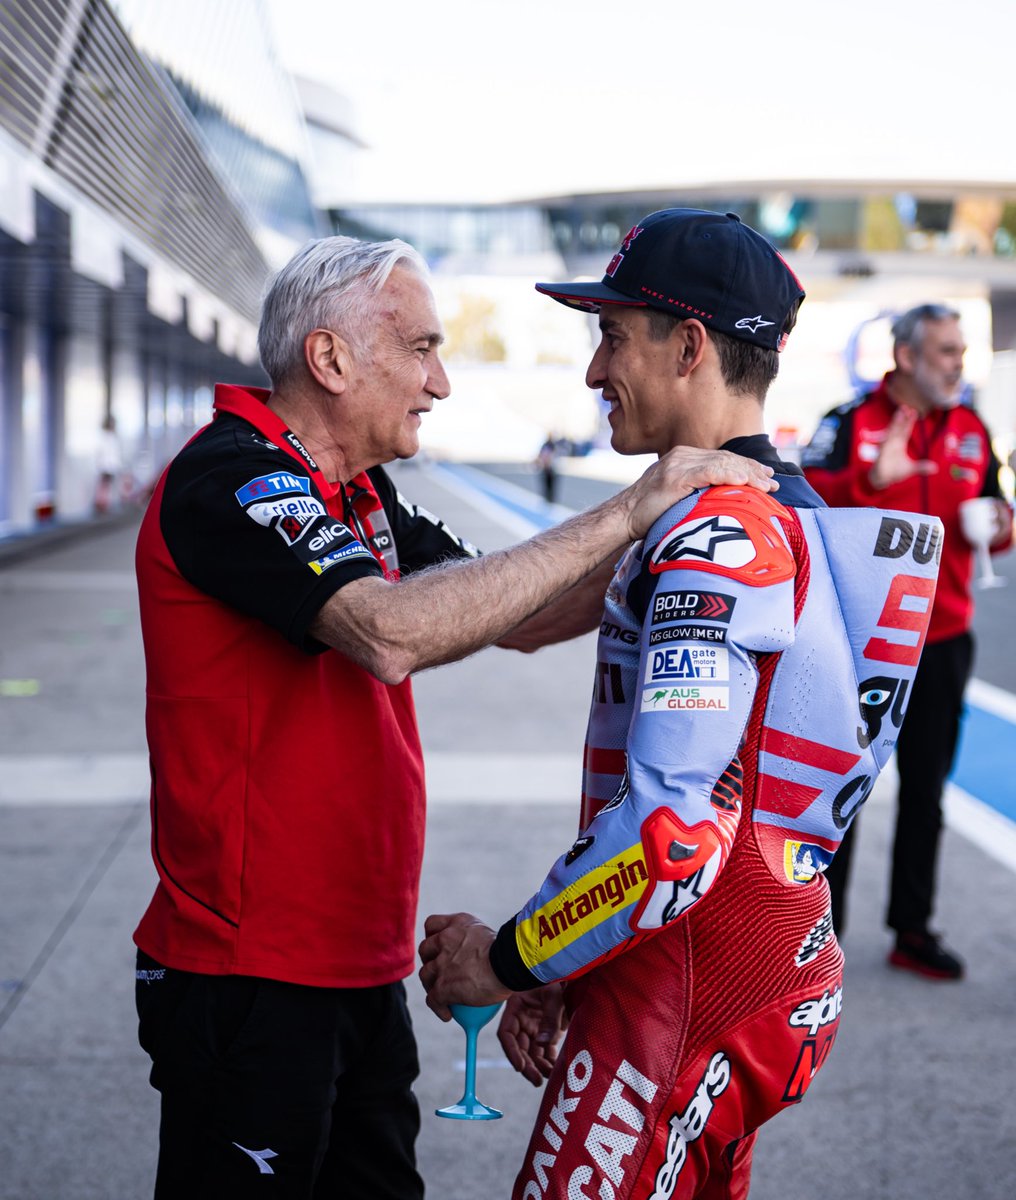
[{"left": 672, "top": 318, "right": 708, "bottom": 378}]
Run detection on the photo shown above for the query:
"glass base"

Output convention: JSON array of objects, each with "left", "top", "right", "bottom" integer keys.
[{"left": 435, "top": 1099, "right": 503, "bottom": 1121}]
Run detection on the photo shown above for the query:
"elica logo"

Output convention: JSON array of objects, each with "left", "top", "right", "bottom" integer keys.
[{"left": 306, "top": 523, "right": 353, "bottom": 554}]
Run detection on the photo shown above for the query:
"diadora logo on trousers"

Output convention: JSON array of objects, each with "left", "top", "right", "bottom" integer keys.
[{"left": 233, "top": 1143, "right": 278, "bottom": 1174}]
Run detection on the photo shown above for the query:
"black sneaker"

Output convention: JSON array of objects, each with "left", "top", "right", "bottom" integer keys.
[{"left": 888, "top": 931, "right": 965, "bottom": 980}]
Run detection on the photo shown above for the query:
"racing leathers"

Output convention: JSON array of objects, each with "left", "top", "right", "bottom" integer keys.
[
  {"left": 801, "top": 377, "right": 1012, "bottom": 937},
  {"left": 489, "top": 437, "right": 941, "bottom": 1200}
]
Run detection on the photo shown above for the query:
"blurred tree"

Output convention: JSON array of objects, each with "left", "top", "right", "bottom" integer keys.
[{"left": 442, "top": 294, "right": 507, "bottom": 362}]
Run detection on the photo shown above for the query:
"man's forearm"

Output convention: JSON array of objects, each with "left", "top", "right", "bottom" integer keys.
[
  {"left": 310, "top": 445, "right": 778, "bottom": 682},
  {"left": 497, "top": 558, "right": 616, "bottom": 653},
  {"left": 311, "top": 495, "right": 633, "bottom": 683}
]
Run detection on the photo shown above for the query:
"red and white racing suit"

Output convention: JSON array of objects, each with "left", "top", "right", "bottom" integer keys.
[{"left": 489, "top": 439, "right": 941, "bottom": 1199}]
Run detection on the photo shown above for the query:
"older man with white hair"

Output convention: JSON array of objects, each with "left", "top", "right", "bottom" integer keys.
[{"left": 131, "top": 233, "right": 777, "bottom": 1199}]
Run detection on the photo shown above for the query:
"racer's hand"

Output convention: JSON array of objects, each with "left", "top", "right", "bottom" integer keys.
[
  {"left": 621, "top": 445, "right": 778, "bottom": 541},
  {"left": 418, "top": 912, "right": 511, "bottom": 1020},
  {"left": 497, "top": 985, "right": 568, "bottom": 1086},
  {"left": 868, "top": 406, "right": 938, "bottom": 489}
]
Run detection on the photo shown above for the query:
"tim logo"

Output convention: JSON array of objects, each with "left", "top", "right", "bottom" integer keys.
[{"left": 651, "top": 517, "right": 753, "bottom": 570}]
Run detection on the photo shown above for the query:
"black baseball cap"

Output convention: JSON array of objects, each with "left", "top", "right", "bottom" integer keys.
[{"left": 536, "top": 209, "right": 805, "bottom": 352}]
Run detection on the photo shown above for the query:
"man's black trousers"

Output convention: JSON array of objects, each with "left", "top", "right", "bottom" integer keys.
[{"left": 136, "top": 951, "right": 424, "bottom": 1199}]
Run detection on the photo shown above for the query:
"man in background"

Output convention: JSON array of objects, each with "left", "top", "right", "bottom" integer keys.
[{"left": 802, "top": 303, "right": 1013, "bottom": 979}]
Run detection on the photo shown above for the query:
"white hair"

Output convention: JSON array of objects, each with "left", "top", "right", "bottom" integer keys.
[{"left": 257, "top": 235, "right": 428, "bottom": 385}]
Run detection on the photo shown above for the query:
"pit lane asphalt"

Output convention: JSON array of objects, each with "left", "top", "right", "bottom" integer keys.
[{"left": 0, "top": 460, "right": 1013, "bottom": 1200}]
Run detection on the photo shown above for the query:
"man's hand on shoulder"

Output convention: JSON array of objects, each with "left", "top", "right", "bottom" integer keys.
[{"left": 622, "top": 446, "right": 778, "bottom": 541}]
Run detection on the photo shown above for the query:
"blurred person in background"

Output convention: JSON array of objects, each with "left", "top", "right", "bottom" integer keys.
[
  {"left": 536, "top": 431, "right": 561, "bottom": 503},
  {"left": 131, "top": 233, "right": 776, "bottom": 1199},
  {"left": 419, "top": 210, "right": 941, "bottom": 1199},
  {"left": 802, "top": 303, "right": 1013, "bottom": 979}
]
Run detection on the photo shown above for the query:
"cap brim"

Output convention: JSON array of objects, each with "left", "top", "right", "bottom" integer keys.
[{"left": 534, "top": 280, "right": 647, "bottom": 313}]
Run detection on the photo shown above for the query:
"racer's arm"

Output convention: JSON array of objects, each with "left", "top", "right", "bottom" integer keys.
[
  {"left": 419, "top": 487, "right": 798, "bottom": 1012},
  {"left": 309, "top": 449, "right": 778, "bottom": 683}
]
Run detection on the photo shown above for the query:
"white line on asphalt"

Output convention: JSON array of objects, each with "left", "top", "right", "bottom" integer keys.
[
  {"left": 4, "top": 752, "right": 1015, "bottom": 879},
  {"left": 0, "top": 570, "right": 138, "bottom": 591},
  {"left": 0, "top": 751, "right": 583, "bottom": 807},
  {"left": 966, "top": 677, "right": 1016, "bottom": 724},
  {"left": 0, "top": 753, "right": 149, "bottom": 804},
  {"left": 426, "top": 464, "right": 546, "bottom": 538},
  {"left": 945, "top": 783, "right": 1016, "bottom": 873},
  {"left": 425, "top": 752, "right": 579, "bottom": 803}
]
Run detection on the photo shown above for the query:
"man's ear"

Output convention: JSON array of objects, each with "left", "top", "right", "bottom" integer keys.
[
  {"left": 894, "top": 342, "right": 916, "bottom": 375},
  {"left": 673, "top": 318, "right": 709, "bottom": 377},
  {"left": 304, "top": 329, "right": 353, "bottom": 395}
]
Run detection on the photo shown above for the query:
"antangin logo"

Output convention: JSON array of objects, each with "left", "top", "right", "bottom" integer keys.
[
  {"left": 535, "top": 859, "right": 647, "bottom": 946},
  {"left": 518, "top": 854, "right": 648, "bottom": 962}
]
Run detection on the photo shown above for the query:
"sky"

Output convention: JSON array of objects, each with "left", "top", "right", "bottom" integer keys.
[{"left": 265, "top": 0, "right": 1016, "bottom": 205}]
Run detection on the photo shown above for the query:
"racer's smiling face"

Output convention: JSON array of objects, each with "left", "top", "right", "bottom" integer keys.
[
  {"left": 586, "top": 306, "right": 689, "bottom": 456},
  {"left": 341, "top": 266, "right": 450, "bottom": 468}
]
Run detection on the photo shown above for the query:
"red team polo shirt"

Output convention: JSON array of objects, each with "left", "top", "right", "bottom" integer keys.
[
  {"left": 802, "top": 374, "right": 1011, "bottom": 643},
  {"left": 133, "top": 384, "right": 476, "bottom": 988}
]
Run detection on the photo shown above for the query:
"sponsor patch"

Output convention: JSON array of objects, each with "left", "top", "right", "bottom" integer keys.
[
  {"left": 645, "top": 644, "right": 729, "bottom": 685},
  {"left": 649, "top": 1052, "right": 731, "bottom": 1199},
  {"left": 783, "top": 840, "right": 833, "bottom": 883},
  {"left": 649, "top": 624, "right": 727, "bottom": 647},
  {"left": 795, "top": 909, "right": 834, "bottom": 966},
  {"left": 516, "top": 851, "right": 648, "bottom": 966},
  {"left": 651, "top": 590, "right": 735, "bottom": 625},
  {"left": 788, "top": 986, "right": 842, "bottom": 1036},
  {"left": 244, "top": 496, "right": 327, "bottom": 528},
  {"left": 651, "top": 517, "right": 755, "bottom": 571},
  {"left": 782, "top": 989, "right": 841, "bottom": 1103},
  {"left": 641, "top": 686, "right": 729, "bottom": 713},
  {"left": 308, "top": 542, "right": 374, "bottom": 575},
  {"left": 235, "top": 472, "right": 312, "bottom": 506},
  {"left": 283, "top": 430, "right": 319, "bottom": 471}
]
